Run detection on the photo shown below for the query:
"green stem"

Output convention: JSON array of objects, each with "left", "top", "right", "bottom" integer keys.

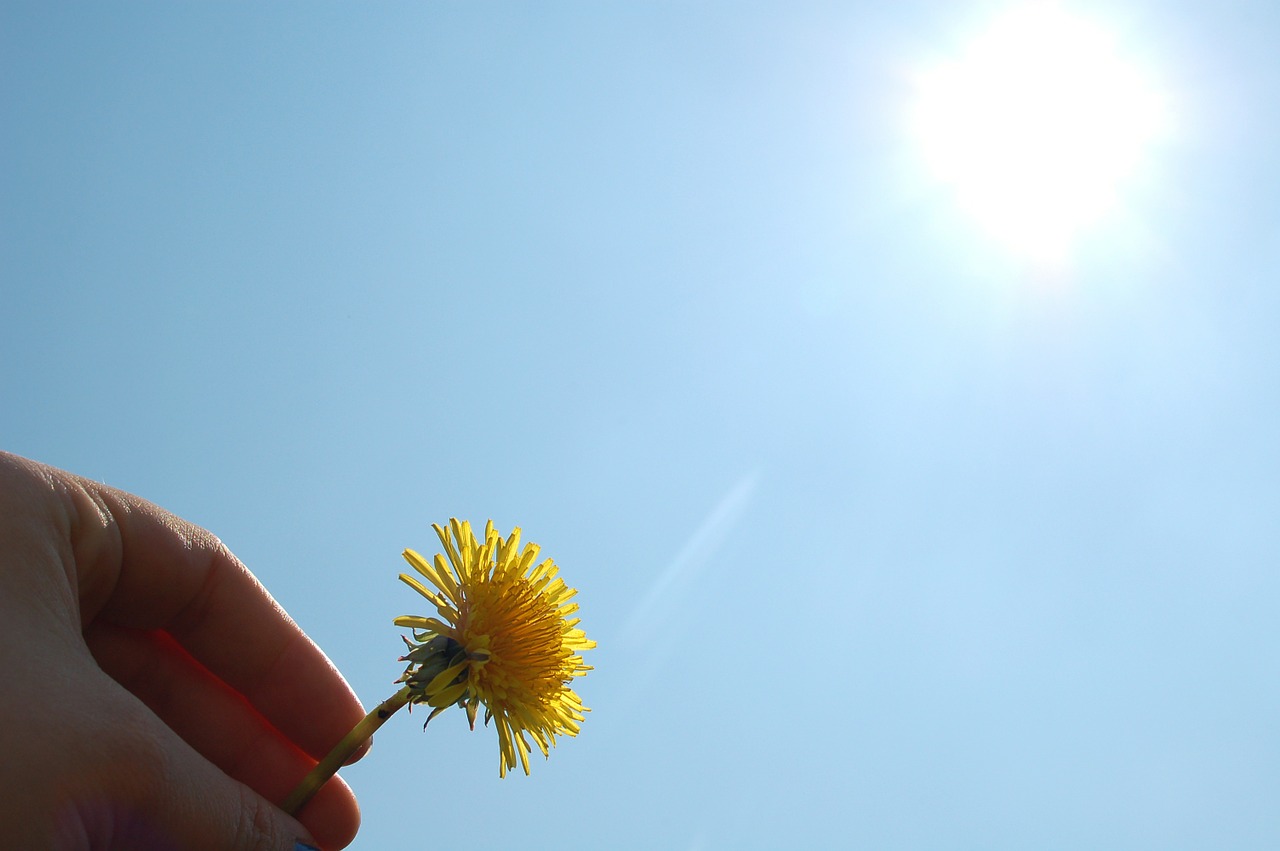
[{"left": 282, "top": 685, "right": 414, "bottom": 816}]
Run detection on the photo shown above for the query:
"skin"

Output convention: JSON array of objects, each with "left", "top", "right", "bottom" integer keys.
[{"left": 0, "top": 452, "right": 367, "bottom": 850}]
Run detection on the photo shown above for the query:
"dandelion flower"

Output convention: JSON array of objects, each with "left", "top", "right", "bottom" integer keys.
[
  {"left": 394, "top": 518, "right": 596, "bottom": 777},
  {"left": 280, "top": 519, "right": 596, "bottom": 815}
]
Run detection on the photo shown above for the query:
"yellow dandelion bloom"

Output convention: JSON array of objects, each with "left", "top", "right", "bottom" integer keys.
[{"left": 394, "top": 519, "right": 596, "bottom": 777}]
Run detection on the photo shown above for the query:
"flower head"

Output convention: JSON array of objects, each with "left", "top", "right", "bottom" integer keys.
[{"left": 394, "top": 519, "right": 595, "bottom": 777}]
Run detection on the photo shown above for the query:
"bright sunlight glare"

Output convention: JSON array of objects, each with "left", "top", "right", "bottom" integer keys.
[{"left": 910, "top": 3, "right": 1170, "bottom": 263}]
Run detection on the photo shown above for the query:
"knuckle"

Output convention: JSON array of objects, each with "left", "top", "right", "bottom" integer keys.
[
  {"left": 230, "top": 782, "right": 286, "bottom": 851},
  {"left": 93, "top": 712, "right": 286, "bottom": 851}
]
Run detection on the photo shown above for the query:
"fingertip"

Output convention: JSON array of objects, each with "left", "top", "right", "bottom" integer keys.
[
  {"left": 292, "top": 772, "right": 361, "bottom": 850},
  {"left": 343, "top": 736, "right": 372, "bottom": 766}
]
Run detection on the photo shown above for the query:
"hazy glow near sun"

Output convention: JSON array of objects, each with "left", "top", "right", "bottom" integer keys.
[{"left": 910, "top": 3, "right": 1169, "bottom": 261}]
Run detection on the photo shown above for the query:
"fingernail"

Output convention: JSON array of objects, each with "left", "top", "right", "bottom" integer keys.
[{"left": 295, "top": 843, "right": 321, "bottom": 851}]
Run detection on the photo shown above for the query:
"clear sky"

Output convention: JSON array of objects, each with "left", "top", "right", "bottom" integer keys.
[{"left": 4, "top": 2, "right": 1280, "bottom": 848}]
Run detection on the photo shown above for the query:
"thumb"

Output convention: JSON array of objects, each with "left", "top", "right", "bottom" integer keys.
[
  {"left": 50, "top": 699, "right": 318, "bottom": 851},
  {"left": 55, "top": 785, "right": 315, "bottom": 851}
]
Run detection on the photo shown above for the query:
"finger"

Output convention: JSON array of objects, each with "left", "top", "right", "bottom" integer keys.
[
  {"left": 51, "top": 467, "right": 368, "bottom": 763},
  {"left": 85, "top": 622, "right": 361, "bottom": 850}
]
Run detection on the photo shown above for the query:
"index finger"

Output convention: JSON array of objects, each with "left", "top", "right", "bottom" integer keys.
[{"left": 57, "top": 465, "right": 367, "bottom": 762}]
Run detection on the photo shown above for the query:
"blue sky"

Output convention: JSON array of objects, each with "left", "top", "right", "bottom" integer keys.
[{"left": 3, "top": 2, "right": 1280, "bottom": 848}]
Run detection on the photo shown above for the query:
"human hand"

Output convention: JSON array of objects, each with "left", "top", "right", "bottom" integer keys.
[{"left": 0, "top": 452, "right": 366, "bottom": 850}]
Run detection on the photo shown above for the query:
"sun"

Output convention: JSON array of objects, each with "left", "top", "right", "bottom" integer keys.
[{"left": 909, "top": 3, "right": 1169, "bottom": 262}]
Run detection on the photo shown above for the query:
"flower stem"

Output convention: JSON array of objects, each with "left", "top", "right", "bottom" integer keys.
[{"left": 282, "top": 684, "right": 414, "bottom": 816}]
